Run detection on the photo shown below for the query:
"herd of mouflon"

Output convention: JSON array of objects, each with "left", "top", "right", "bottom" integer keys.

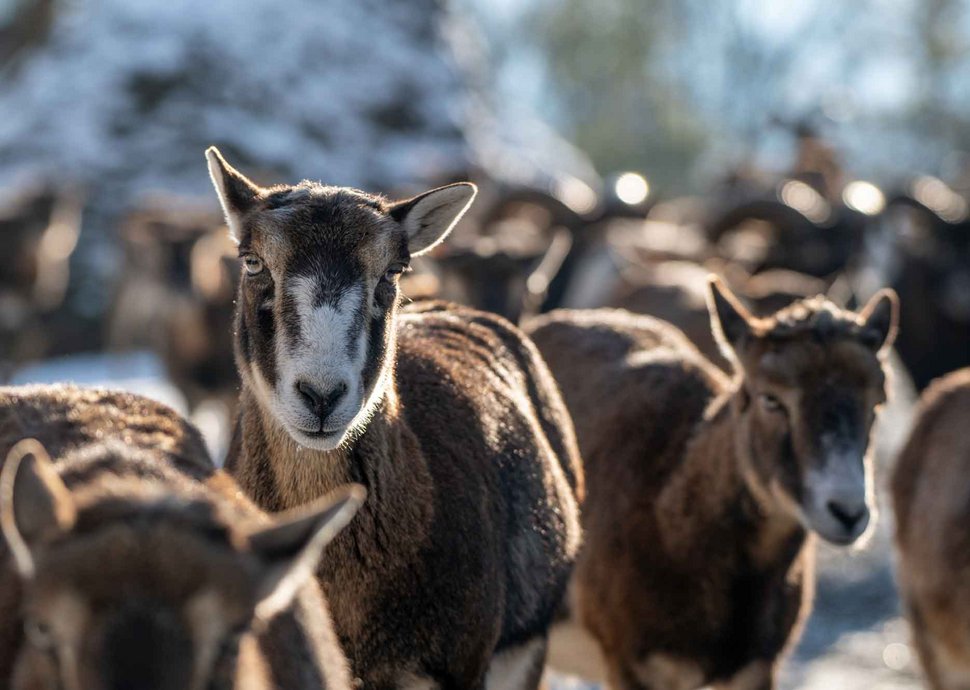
[{"left": 0, "top": 149, "right": 965, "bottom": 690}]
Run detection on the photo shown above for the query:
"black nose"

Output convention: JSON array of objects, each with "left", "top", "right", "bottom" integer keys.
[
  {"left": 296, "top": 380, "right": 348, "bottom": 424},
  {"left": 827, "top": 501, "right": 866, "bottom": 531}
]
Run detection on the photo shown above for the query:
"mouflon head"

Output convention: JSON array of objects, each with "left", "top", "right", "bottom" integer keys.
[
  {"left": 708, "top": 278, "right": 898, "bottom": 546},
  {"left": 206, "top": 148, "right": 476, "bottom": 451},
  {"left": 1, "top": 438, "right": 364, "bottom": 690}
]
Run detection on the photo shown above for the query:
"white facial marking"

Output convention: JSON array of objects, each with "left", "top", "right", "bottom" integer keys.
[
  {"left": 803, "top": 433, "right": 871, "bottom": 545},
  {"left": 273, "top": 275, "right": 369, "bottom": 450}
]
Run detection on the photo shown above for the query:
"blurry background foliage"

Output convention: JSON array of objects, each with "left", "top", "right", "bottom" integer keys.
[{"left": 465, "top": 0, "right": 970, "bottom": 194}]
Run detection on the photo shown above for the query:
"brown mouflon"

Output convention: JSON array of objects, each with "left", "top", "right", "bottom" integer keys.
[
  {"left": 892, "top": 368, "right": 970, "bottom": 690},
  {"left": 206, "top": 149, "right": 584, "bottom": 689},
  {"left": 526, "top": 279, "right": 897, "bottom": 690},
  {"left": 0, "top": 384, "right": 362, "bottom": 690}
]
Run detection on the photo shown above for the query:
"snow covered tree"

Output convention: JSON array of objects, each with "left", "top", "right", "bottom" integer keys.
[{"left": 0, "top": 0, "right": 473, "bottom": 206}]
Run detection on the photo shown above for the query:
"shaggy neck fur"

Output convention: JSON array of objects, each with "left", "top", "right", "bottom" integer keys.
[
  {"left": 233, "top": 373, "right": 436, "bottom": 649},
  {"left": 233, "top": 360, "right": 433, "bottom": 555},
  {"left": 657, "top": 383, "right": 806, "bottom": 569},
  {"left": 254, "top": 385, "right": 401, "bottom": 504}
]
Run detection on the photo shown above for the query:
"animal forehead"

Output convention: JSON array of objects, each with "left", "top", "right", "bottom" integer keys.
[
  {"left": 33, "top": 521, "right": 257, "bottom": 606},
  {"left": 750, "top": 338, "right": 883, "bottom": 389},
  {"left": 248, "top": 185, "right": 404, "bottom": 270}
]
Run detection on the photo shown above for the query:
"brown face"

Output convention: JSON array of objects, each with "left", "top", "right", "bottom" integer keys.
[
  {"left": 16, "top": 522, "right": 258, "bottom": 690},
  {"left": 205, "top": 148, "right": 475, "bottom": 450},
  {"left": 233, "top": 186, "right": 406, "bottom": 452},
  {"left": 736, "top": 336, "right": 888, "bottom": 544},
  {"left": 709, "top": 280, "right": 898, "bottom": 545},
  {"left": 0, "top": 441, "right": 366, "bottom": 690}
]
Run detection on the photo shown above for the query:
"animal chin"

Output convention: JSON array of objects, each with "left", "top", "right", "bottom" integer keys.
[
  {"left": 275, "top": 408, "right": 344, "bottom": 450},
  {"left": 290, "top": 425, "right": 347, "bottom": 451},
  {"left": 817, "top": 528, "right": 857, "bottom": 546},
  {"left": 808, "top": 512, "right": 867, "bottom": 546},
  {"left": 298, "top": 401, "right": 372, "bottom": 451}
]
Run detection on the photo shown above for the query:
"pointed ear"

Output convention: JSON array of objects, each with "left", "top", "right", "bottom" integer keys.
[
  {"left": 0, "top": 439, "right": 76, "bottom": 579},
  {"left": 707, "top": 276, "right": 755, "bottom": 358},
  {"left": 205, "top": 147, "right": 262, "bottom": 241},
  {"left": 388, "top": 182, "right": 477, "bottom": 256},
  {"left": 858, "top": 288, "right": 899, "bottom": 354},
  {"left": 247, "top": 484, "right": 365, "bottom": 620}
]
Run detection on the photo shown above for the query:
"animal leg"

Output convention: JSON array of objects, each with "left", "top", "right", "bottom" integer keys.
[
  {"left": 910, "top": 624, "right": 962, "bottom": 690},
  {"left": 904, "top": 597, "right": 954, "bottom": 690},
  {"left": 485, "top": 636, "right": 548, "bottom": 690}
]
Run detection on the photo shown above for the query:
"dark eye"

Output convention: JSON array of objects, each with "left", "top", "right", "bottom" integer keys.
[
  {"left": 243, "top": 255, "right": 264, "bottom": 276},
  {"left": 759, "top": 393, "right": 785, "bottom": 414},
  {"left": 24, "top": 618, "right": 55, "bottom": 650},
  {"left": 382, "top": 264, "right": 407, "bottom": 282}
]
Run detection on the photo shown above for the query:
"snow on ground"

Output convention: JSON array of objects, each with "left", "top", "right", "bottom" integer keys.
[{"left": 778, "top": 534, "right": 921, "bottom": 690}]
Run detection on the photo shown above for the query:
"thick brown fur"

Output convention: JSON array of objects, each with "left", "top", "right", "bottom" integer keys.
[
  {"left": 526, "top": 288, "right": 894, "bottom": 690},
  {"left": 892, "top": 368, "right": 970, "bottom": 690},
  {"left": 209, "top": 148, "right": 583, "bottom": 689},
  {"left": 0, "top": 385, "right": 352, "bottom": 690},
  {"left": 228, "top": 300, "right": 584, "bottom": 688}
]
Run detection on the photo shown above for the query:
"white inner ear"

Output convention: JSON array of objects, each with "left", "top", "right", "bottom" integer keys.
[
  {"left": 0, "top": 467, "right": 34, "bottom": 579},
  {"left": 401, "top": 184, "right": 476, "bottom": 256},
  {"left": 206, "top": 150, "right": 244, "bottom": 243},
  {"left": 0, "top": 439, "right": 59, "bottom": 579}
]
